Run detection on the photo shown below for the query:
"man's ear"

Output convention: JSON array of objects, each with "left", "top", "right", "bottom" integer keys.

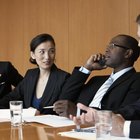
[{"left": 125, "top": 49, "right": 133, "bottom": 59}]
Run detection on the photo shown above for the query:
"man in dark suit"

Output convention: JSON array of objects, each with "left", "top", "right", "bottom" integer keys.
[
  {"left": 54, "top": 33, "right": 140, "bottom": 117},
  {"left": 111, "top": 14, "right": 140, "bottom": 138},
  {"left": 0, "top": 61, "right": 23, "bottom": 98},
  {"left": 71, "top": 14, "right": 140, "bottom": 139},
  {"left": 71, "top": 102, "right": 140, "bottom": 138}
]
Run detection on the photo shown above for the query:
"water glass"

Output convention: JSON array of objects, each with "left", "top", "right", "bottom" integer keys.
[
  {"left": 10, "top": 101, "right": 23, "bottom": 127},
  {"left": 95, "top": 110, "right": 112, "bottom": 140},
  {"left": 10, "top": 125, "right": 23, "bottom": 140}
]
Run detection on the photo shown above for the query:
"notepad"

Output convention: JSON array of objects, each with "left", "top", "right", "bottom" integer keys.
[
  {"left": 59, "top": 126, "right": 138, "bottom": 140},
  {"left": 24, "top": 115, "right": 75, "bottom": 127},
  {"left": 59, "top": 127, "right": 96, "bottom": 140}
]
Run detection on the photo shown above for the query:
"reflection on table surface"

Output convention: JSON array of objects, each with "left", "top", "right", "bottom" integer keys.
[
  {"left": 0, "top": 122, "right": 137, "bottom": 140},
  {"left": 0, "top": 122, "right": 77, "bottom": 140}
]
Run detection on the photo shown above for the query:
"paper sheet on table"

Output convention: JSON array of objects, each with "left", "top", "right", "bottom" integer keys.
[
  {"left": 0, "top": 108, "right": 36, "bottom": 122},
  {"left": 24, "top": 115, "right": 75, "bottom": 127},
  {"left": 59, "top": 127, "right": 139, "bottom": 140},
  {"left": 59, "top": 127, "right": 96, "bottom": 140}
]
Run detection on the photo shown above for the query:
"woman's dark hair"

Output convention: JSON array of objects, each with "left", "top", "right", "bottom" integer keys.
[
  {"left": 29, "top": 33, "right": 55, "bottom": 64},
  {"left": 136, "top": 14, "right": 140, "bottom": 24}
]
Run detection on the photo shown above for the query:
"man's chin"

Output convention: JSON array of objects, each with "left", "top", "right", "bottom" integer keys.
[{"left": 105, "top": 63, "right": 113, "bottom": 68}]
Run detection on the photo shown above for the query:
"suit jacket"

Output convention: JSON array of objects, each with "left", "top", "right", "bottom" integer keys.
[
  {"left": 60, "top": 67, "right": 140, "bottom": 111},
  {"left": 130, "top": 121, "right": 140, "bottom": 138},
  {"left": 115, "top": 98, "right": 140, "bottom": 120},
  {"left": 0, "top": 64, "right": 70, "bottom": 114},
  {"left": 0, "top": 61, "right": 23, "bottom": 98}
]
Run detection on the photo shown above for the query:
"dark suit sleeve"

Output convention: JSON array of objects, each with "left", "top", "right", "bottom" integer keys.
[
  {"left": 6, "top": 62, "right": 23, "bottom": 86},
  {"left": 113, "top": 73, "right": 140, "bottom": 119},
  {"left": 117, "top": 74, "right": 140, "bottom": 108},
  {"left": 0, "top": 70, "right": 27, "bottom": 108},
  {"left": 59, "top": 67, "right": 89, "bottom": 102},
  {"left": 114, "top": 99, "right": 140, "bottom": 120},
  {"left": 130, "top": 121, "right": 140, "bottom": 138}
]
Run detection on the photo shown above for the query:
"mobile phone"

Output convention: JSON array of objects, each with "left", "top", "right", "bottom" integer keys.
[{"left": 98, "top": 59, "right": 106, "bottom": 66}]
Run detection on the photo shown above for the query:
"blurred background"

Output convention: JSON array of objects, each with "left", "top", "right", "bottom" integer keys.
[{"left": 0, "top": 0, "right": 140, "bottom": 77}]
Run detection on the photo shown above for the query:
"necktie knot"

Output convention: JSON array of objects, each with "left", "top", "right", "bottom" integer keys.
[{"left": 103, "top": 76, "right": 113, "bottom": 87}]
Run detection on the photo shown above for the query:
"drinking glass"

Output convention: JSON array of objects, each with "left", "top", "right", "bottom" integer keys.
[
  {"left": 95, "top": 110, "right": 112, "bottom": 140},
  {"left": 10, "top": 101, "right": 23, "bottom": 127}
]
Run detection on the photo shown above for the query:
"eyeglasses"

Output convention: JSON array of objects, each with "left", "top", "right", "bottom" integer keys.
[{"left": 107, "top": 43, "right": 130, "bottom": 50}]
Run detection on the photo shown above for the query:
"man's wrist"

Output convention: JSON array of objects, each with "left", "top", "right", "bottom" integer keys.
[
  {"left": 83, "top": 63, "right": 94, "bottom": 71},
  {"left": 79, "top": 66, "right": 91, "bottom": 74}
]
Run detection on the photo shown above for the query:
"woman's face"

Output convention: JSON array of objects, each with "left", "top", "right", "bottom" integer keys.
[{"left": 31, "top": 41, "right": 55, "bottom": 70}]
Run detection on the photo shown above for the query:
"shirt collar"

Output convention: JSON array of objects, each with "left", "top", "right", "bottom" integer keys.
[{"left": 110, "top": 67, "right": 133, "bottom": 82}]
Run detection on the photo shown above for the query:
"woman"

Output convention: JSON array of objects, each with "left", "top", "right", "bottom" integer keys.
[{"left": 0, "top": 33, "right": 70, "bottom": 114}]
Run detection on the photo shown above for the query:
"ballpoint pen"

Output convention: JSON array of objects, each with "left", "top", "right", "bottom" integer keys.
[
  {"left": 43, "top": 106, "right": 54, "bottom": 109},
  {"left": 74, "top": 108, "right": 95, "bottom": 133},
  {"left": 74, "top": 128, "right": 95, "bottom": 133},
  {"left": 75, "top": 107, "right": 81, "bottom": 130}
]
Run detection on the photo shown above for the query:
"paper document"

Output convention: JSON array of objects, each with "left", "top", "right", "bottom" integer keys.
[
  {"left": 59, "top": 127, "right": 139, "bottom": 140},
  {"left": 24, "top": 115, "right": 75, "bottom": 127},
  {"left": 0, "top": 108, "right": 36, "bottom": 121},
  {"left": 59, "top": 127, "right": 95, "bottom": 140}
]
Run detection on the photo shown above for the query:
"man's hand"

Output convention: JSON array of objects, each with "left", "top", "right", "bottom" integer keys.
[
  {"left": 84, "top": 54, "right": 107, "bottom": 71},
  {"left": 53, "top": 100, "right": 76, "bottom": 117},
  {"left": 35, "top": 110, "right": 41, "bottom": 116},
  {"left": 111, "top": 113, "right": 125, "bottom": 137},
  {"left": 70, "top": 103, "right": 96, "bottom": 125}
]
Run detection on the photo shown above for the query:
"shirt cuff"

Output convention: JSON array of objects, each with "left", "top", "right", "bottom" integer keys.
[
  {"left": 123, "top": 121, "right": 131, "bottom": 137},
  {"left": 79, "top": 66, "right": 91, "bottom": 74}
]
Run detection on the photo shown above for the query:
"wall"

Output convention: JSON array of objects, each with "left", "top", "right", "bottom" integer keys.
[{"left": 0, "top": 0, "right": 140, "bottom": 76}]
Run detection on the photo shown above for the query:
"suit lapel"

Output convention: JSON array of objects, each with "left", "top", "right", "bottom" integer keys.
[
  {"left": 26, "top": 69, "right": 39, "bottom": 106},
  {"left": 40, "top": 65, "right": 58, "bottom": 107},
  {"left": 106, "top": 68, "right": 136, "bottom": 93}
]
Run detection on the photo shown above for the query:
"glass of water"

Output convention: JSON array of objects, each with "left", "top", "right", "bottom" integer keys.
[
  {"left": 10, "top": 125, "right": 23, "bottom": 140},
  {"left": 10, "top": 101, "right": 23, "bottom": 127},
  {"left": 95, "top": 110, "right": 112, "bottom": 140}
]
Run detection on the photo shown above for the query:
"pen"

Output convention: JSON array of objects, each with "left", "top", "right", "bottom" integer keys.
[
  {"left": 76, "top": 107, "right": 81, "bottom": 130},
  {"left": 43, "top": 105, "right": 54, "bottom": 109},
  {"left": 74, "top": 128, "right": 95, "bottom": 133}
]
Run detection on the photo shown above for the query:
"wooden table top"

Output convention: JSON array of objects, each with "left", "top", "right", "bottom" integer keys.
[{"left": 0, "top": 122, "right": 78, "bottom": 140}]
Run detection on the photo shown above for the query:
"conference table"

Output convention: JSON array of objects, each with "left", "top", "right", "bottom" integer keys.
[
  {"left": 0, "top": 121, "right": 139, "bottom": 140},
  {"left": 0, "top": 122, "right": 139, "bottom": 140},
  {"left": 0, "top": 122, "right": 78, "bottom": 140}
]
